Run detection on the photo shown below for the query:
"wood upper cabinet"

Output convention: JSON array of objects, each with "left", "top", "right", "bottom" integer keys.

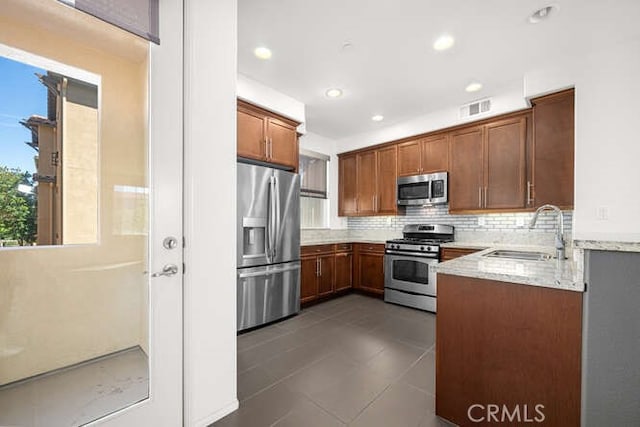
[
  {"left": 376, "top": 145, "right": 398, "bottom": 215},
  {"left": 339, "top": 154, "right": 358, "bottom": 216},
  {"left": 397, "top": 140, "right": 422, "bottom": 176},
  {"left": 531, "top": 89, "right": 574, "bottom": 209},
  {"left": 334, "top": 251, "right": 353, "bottom": 292},
  {"left": 397, "top": 134, "right": 449, "bottom": 177},
  {"left": 449, "top": 126, "right": 484, "bottom": 212},
  {"left": 338, "top": 146, "right": 397, "bottom": 216},
  {"left": 266, "top": 117, "right": 298, "bottom": 170},
  {"left": 449, "top": 114, "right": 527, "bottom": 212},
  {"left": 237, "top": 100, "right": 299, "bottom": 171},
  {"left": 422, "top": 133, "right": 449, "bottom": 173},
  {"left": 356, "top": 151, "right": 377, "bottom": 215},
  {"left": 484, "top": 116, "right": 527, "bottom": 209}
]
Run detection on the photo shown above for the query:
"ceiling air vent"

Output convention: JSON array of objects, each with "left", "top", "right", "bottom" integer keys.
[{"left": 460, "top": 98, "right": 491, "bottom": 119}]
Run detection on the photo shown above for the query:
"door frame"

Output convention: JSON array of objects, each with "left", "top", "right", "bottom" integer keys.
[{"left": 91, "top": 0, "right": 184, "bottom": 425}]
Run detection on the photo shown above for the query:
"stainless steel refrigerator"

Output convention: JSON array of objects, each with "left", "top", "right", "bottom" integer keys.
[{"left": 237, "top": 162, "right": 301, "bottom": 331}]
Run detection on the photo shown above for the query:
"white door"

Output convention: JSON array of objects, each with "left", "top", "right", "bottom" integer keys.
[
  {"left": 93, "top": 0, "right": 184, "bottom": 425},
  {"left": 0, "top": 0, "right": 183, "bottom": 426}
]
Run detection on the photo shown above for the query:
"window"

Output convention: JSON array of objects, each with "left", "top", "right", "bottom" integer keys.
[{"left": 299, "top": 149, "right": 329, "bottom": 228}]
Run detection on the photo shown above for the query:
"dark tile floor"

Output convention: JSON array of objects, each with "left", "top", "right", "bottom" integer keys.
[{"left": 214, "top": 293, "right": 454, "bottom": 427}]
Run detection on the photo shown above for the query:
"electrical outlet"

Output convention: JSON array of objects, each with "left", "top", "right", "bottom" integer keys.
[
  {"left": 515, "top": 217, "right": 525, "bottom": 227},
  {"left": 477, "top": 216, "right": 486, "bottom": 226},
  {"left": 596, "top": 206, "right": 609, "bottom": 220},
  {"left": 386, "top": 216, "right": 392, "bottom": 226}
]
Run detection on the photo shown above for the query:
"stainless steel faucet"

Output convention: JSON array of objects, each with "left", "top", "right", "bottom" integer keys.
[{"left": 529, "top": 204, "right": 566, "bottom": 260}]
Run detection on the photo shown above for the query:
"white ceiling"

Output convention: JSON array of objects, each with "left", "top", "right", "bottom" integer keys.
[{"left": 238, "top": 0, "right": 640, "bottom": 140}]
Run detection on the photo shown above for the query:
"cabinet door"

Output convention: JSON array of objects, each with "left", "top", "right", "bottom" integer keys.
[
  {"left": 339, "top": 154, "right": 358, "bottom": 216},
  {"left": 317, "top": 255, "right": 335, "bottom": 297},
  {"left": 356, "top": 151, "right": 377, "bottom": 215},
  {"left": 237, "top": 108, "right": 266, "bottom": 161},
  {"left": 422, "top": 134, "right": 449, "bottom": 173},
  {"left": 376, "top": 146, "right": 397, "bottom": 215},
  {"left": 334, "top": 252, "right": 352, "bottom": 292},
  {"left": 357, "top": 252, "right": 384, "bottom": 294},
  {"left": 300, "top": 256, "right": 319, "bottom": 303},
  {"left": 449, "top": 126, "right": 484, "bottom": 212},
  {"left": 484, "top": 117, "right": 526, "bottom": 209},
  {"left": 267, "top": 118, "right": 298, "bottom": 170},
  {"left": 532, "top": 90, "right": 574, "bottom": 208},
  {"left": 397, "top": 140, "right": 422, "bottom": 176}
]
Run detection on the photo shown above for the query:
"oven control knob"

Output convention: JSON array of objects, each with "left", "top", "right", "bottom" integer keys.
[{"left": 420, "top": 246, "right": 425, "bottom": 251}]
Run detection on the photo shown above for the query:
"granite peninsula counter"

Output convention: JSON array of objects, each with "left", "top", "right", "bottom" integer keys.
[{"left": 436, "top": 245, "right": 585, "bottom": 292}]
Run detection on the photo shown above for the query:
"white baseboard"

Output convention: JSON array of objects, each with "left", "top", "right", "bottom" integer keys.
[{"left": 192, "top": 399, "right": 239, "bottom": 427}]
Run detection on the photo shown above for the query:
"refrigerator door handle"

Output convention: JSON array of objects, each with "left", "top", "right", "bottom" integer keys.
[
  {"left": 237, "top": 263, "right": 301, "bottom": 279},
  {"left": 274, "top": 174, "right": 281, "bottom": 260},
  {"left": 270, "top": 175, "right": 278, "bottom": 261}
]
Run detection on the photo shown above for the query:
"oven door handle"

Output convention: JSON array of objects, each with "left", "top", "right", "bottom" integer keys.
[{"left": 384, "top": 250, "right": 439, "bottom": 259}]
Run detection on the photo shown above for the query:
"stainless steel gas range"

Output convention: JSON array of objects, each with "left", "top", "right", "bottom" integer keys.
[{"left": 384, "top": 224, "right": 454, "bottom": 313}]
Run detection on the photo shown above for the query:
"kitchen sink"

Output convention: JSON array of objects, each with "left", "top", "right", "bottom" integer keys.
[{"left": 483, "top": 249, "right": 553, "bottom": 261}]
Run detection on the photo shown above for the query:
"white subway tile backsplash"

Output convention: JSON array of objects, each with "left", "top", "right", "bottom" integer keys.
[{"left": 347, "top": 205, "right": 573, "bottom": 235}]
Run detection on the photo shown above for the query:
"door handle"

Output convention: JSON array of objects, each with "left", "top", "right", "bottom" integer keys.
[{"left": 151, "top": 264, "right": 179, "bottom": 277}]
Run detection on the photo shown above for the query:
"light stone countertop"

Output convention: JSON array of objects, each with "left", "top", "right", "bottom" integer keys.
[
  {"left": 573, "top": 240, "right": 640, "bottom": 253},
  {"left": 301, "top": 238, "right": 386, "bottom": 246},
  {"left": 436, "top": 245, "right": 585, "bottom": 292}
]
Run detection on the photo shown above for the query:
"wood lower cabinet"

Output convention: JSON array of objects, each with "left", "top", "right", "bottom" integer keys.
[
  {"left": 237, "top": 100, "right": 299, "bottom": 171},
  {"left": 334, "top": 250, "right": 353, "bottom": 292},
  {"left": 301, "top": 244, "right": 353, "bottom": 304},
  {"left": 354, "top": 243, "right": 385, "bottom": 295},
  {"left": 531, "top": 89, "right": 574, "bottom": 209},
  {"left": 436, "top": 274, "right": 582, "bottom": 426},
  {"left": 300, "top": 256, "right": 320, "bottom": 304},
  {"left": 440, "top": 247, "right": 484, "bottom": 261},
  {"left": 317, "top": 254, "right": 335, "bottom": 297}
]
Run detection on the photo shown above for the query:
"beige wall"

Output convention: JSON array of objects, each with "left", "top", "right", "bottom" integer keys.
[
  {"left": 62, "top": 97, "right": 99, "bottom": 245},
  {"left": 0, "top": 5, "right": 149, "bottom": 385}
]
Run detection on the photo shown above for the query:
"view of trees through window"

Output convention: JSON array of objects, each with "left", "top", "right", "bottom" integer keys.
[{"left": 0, "top": 54, "right": 99, "bottom": 247}]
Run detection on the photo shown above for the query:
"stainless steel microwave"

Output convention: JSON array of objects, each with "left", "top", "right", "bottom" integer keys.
[{"left": 397, "top": 172, "right": 448, "bottom": 206}]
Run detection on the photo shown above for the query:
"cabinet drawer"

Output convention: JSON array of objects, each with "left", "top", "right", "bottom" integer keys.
[
  {"left": 440, "top": 247, "right": 483, "bottom": 261},
  {"left": 356, "top": 243, "right": 385, "bottom": 253},
  {"left": 301, "top": 244, "right": 335, "bottom": 256},
  {"left": 335, "top": 243, "right": 353, "bottom": 252}
]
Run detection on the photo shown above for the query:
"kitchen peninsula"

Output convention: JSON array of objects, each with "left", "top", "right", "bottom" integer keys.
[{"left": 435, "top": 248, "right": 584, "bottom": 426}]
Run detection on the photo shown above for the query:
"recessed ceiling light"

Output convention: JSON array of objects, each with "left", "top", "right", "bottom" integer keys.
[
  {"left": 325, "top": 88, "right": 343, "bottom": 98},
  {"left": 371, "top": 115, "right": 384, "bottom": 122},
  {"left": 254, "top": 47, "right": 272, "bottom": 60},
  {"left": 465, "top": 82, "right": 483, "bottom": 92},
  {"left": 529, "top": 5, "right": 557, "bottom": 24},
  {"left": 433, "top": 34, "right": 455, "bottom": 51}
]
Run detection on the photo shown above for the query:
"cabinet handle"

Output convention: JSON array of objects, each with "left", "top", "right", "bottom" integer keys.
[
  {"left": 478, "top": 187, "right": 482, "bottom": 208},
  {"left": 484, "top": 187, "right": 488, "bottom": 208},
  {"left": 316, "top": 258, "right": 320, "bottom": 276},
  {"left": 268, "top": 137, "right": 273, "bottom": 159},
  {"left": 264, "top": 137, "right": 269, "bottom": 159},
  {"left": 527, "top": 181, "right": 534, "bottom": 205},
  {"left": 319, "top": 258, "right": 322, "bottom": 276}
]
